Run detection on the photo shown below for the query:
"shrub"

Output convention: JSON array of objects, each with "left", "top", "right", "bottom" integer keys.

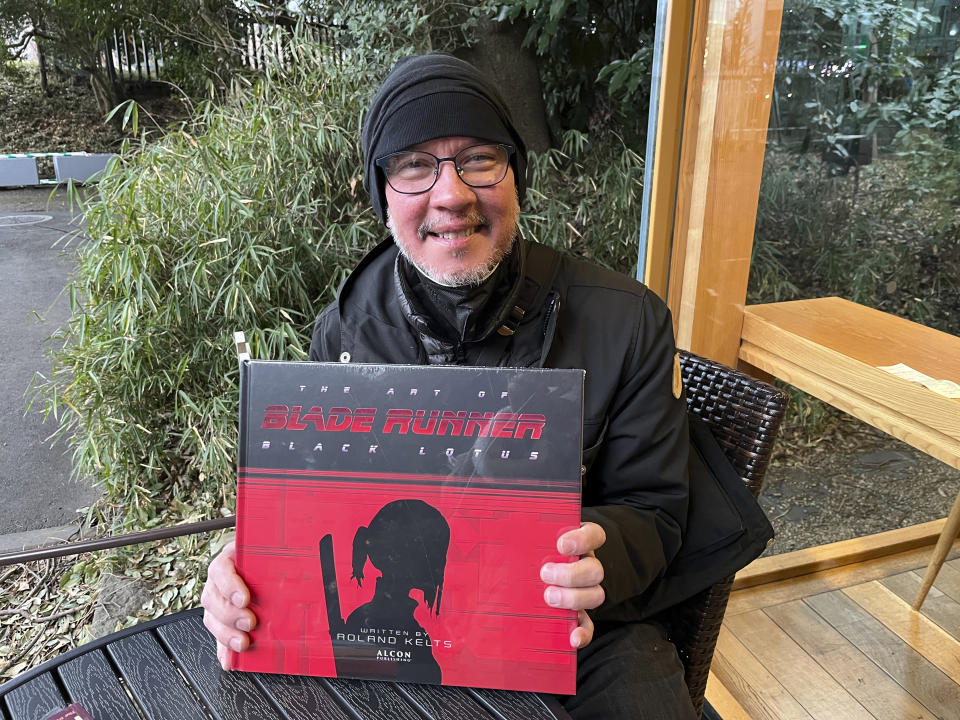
[
  {"left": 522, "top": 129, "right": 645, "bottom": 276},
  {"left": 39, "top": 35, "right": 386, "bottom": 533},
  {"left": 750, "top": 149, "right": 958, "bottom": 333},
  {"left": 750, "top": 147, "right": 959, "bottom": 432}
]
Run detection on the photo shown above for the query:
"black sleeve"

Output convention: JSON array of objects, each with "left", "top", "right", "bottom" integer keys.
[
  {"left": 580, "top": 293, "right": 689, "bottom": 615},
  {"left": 308, "top": 303, "right": 341, "bottom": 362}
]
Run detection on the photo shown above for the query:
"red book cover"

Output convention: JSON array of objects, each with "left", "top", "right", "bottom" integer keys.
[
  {"left": 232, "top": 361, "right": 583, "bottom": 694},
  {"left": 42, "top": 704, "right": 94, "bottom": 720}
]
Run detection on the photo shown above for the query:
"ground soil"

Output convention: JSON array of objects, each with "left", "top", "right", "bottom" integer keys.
[
  {"left": 760, "top": 410, "right": 960, "bottom": 556},
  {"left": 0, "top": 71, "right": 189, "bottom": 162}
]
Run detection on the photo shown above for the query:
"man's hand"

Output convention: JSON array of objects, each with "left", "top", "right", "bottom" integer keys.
[
  {"left": 201, "top": 540, "right": 257, "bottom": 670},
  {"left": 539, "top": 522, "right": 606, "bottom": 650}
]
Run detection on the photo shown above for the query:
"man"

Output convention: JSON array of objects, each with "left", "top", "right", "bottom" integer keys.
[{"left": 203, "top": 53, "right": 698, "bottom": 719}]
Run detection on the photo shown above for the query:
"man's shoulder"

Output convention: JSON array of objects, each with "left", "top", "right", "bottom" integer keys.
[
  {"left": 535, "top": 243, "right": 654, "bottom": 307},
  {"left": 310, "top": 238, "right": 410, "bottom": 362},
  {"left": 339, "top": 237, "right": 399, "bottom": 304}
]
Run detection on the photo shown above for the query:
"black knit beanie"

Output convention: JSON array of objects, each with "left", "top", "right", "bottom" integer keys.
[{"left": 362, "top": 53, "right": 528, "bottom": 224}]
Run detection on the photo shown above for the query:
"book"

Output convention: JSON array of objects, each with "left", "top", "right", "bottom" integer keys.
[
  {"left": 42, "top": 704, "right": 94, "bottom": 720},
  {"left": 231, "top": 361, "right": 584, "bottom": 695}
]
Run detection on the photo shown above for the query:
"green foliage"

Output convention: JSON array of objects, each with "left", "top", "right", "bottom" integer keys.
[
  {"left": 141, "top": 0, "right": 252, "bottom": 99},
  {"left": 596, "top": 47, "right": 654, "bottom": 100},
  {"left": 775, "top": 0, "right": 939, "bottom": 160},
  {"left": 0, "top": 55, "right": 28, "bottom": 80},
  {"left": 1, "top": 0, "right": 252, "bottom": 109},
  {"left": 522, "top": 130, "right": 644, "bottom": 275},
  {"left": 308, "top": 0, "right": 483, "bottom": 56},
  {"left": 499, "top": 0, "right": 655, "bottom": 144},
  {"left": 761, "top": 3, "right": 960, "bottom": 335},
  {"left": 780, "top": 386, "right": 838, "bottom": 439},
  {"left": 887, "top": 52, "right": 960, "bottom": 215},
  {"left": 751, "top": 149, "right": 959, "bottom": 333},
  {"left": 37, "top": 30, "right": 391, "bottom": 532}
]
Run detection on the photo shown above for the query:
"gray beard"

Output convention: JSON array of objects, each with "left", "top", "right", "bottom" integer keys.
[
  {"left": 388, "top": 212, "right": 516, "bottom": 287},
  {"left": 396, "top": 242, "right": 511, "bottom": 287}
]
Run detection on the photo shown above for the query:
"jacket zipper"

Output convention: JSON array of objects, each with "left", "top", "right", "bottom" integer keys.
[{"left": 538, "top": 292, "right": 561, "bottom": 367}]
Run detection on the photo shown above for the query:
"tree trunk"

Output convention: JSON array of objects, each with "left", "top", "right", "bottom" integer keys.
[
  {"left": 453, "top": 18, "right": 553, "bottom": 153},
  {"left": 857, "top": 29, "right": 878, "bottom": 166},
  {"left": 37, "top": 41, "right": 50, "bottom": 96},
  {"left": 90, "top": 67, "right": 121, "bottom": 116}
]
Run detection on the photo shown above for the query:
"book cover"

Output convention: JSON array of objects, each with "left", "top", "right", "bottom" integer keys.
[
  {"left": 231, "top": 361, "right": 583, "bottom": 695},
  {"left": 42, "top": 704, "right": 94, "bottom": 720}
]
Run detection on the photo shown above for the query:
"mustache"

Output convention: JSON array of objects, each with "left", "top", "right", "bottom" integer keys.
[{"left": 417, "top": 212, "right": 489, "bottom": 240}]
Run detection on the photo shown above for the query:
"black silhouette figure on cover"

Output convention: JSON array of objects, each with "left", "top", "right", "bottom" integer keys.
[{"left": 320, "top": 499, "right": 450, "bottom": 683}]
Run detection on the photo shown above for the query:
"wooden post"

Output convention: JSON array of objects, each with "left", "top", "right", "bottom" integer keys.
[
  {"left": 114, "top": 30, "right": 123, "bottom": 80},
  {"left": 665, "top": 0, "right": 785, "bottom": 367},
  {"left": 641, "top": 0, "right": 697, "bottom": 299},
  {"left": 913, "top": 491, "right": 960, "bottom": 610}
]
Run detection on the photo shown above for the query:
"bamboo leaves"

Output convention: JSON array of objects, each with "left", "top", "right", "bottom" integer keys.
[{"left": 35, "top": 28, "right": 387, "bottom": 535}]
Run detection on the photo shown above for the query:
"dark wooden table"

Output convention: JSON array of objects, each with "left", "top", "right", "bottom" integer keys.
[{"left": 0, "top": 609, "right": 572, "bottom": 720}]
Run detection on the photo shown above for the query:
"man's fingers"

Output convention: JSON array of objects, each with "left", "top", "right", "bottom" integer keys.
[
  {"left": 201, "top": 539, "right": 257, "bottom": 662},
  {"left": 215, "top": 641, "right": 230, "bottom": 670},
  {"left": 540, "top": 555, "right": 604, "bottom": 588},
  {"left": 200, "top": 575, "right": 257, "bottom": 630},
  {"left": 202, "top": 608, "right": 251, "bottom": 655},
  {"left": 543, "top": 584, "right": 605, "bottom": 611},
  {"left": 570, "top": 610, "right": 594, "bottom": 649},
  {"left": 208, "top": 541, "right": 249, "bottom": 609},
  {"left": 557, "top": 522, "right": 606, "bottom": 556}
]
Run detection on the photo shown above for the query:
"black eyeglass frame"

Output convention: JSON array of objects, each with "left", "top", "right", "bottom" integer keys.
[{"left": 375, "top": 143, "right": 516, "bottom": 195}]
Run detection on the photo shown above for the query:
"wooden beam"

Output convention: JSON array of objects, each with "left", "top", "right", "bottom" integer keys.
[
  {"left": 705, "top": 670, "right": 753, "bottom": 720},
  {"left": 733, "top": 518, "right": 950, "bottom": 591},
  {"left": 739, "top": 298, "right": 960, "bottom": 471},
  {"left": 667, "top": 0, "right": 785, "bottom": 366},
  {"left": 668, "top": 0, "right": 720, "bottom": 342},
  {"left": 727, "top": 546, "right": 960, "bottom": 617},
  {"left": 642, "top": 0, "right": 696, "bottom": 298}
]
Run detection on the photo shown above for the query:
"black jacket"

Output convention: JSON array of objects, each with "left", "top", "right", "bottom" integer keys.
[
  {"left": 310, "top": 237, "right": 769, "bottom": 621},
  {"left": 310, "top": 236, "right": 688, "bottom": 618}
]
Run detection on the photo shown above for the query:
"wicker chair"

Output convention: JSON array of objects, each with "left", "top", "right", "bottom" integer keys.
[{"left": 665, "top": 350, "right": 787, "bottom": 718}]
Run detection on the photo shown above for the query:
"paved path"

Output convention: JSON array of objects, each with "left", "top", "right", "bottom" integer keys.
[{"left": 0, "top": 187, "right": 101, "bottom": 542}]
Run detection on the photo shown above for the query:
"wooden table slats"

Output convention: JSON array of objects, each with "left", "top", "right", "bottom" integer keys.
[
  {"left": 467, "top": 687, "right": 569, "bottom": 720},
  {"left": 156, "top": 614, "right": 287, "bottom": 720},
  {"left": 324, "top": 677, "right": 426, "bottom": 720},
  {"left": 395, "top": 683, "right": 498, "bottom": 720},
  {"left": 3, "top": 671, "right": 65, "bottom": 720},
  {"left": 251, "top": 673, "right": 354, "bottom": 720},
  {"left": 108, "top": 626, "right": 210, "bottom": 720},
  {"left": 1, "top": 610, "right": 571, "bottom": 720},
  {"left": 59, "top": 649, "right": 141, "bottom": 720}
]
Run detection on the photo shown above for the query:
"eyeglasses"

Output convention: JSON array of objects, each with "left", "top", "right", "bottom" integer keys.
[{"left": 375, "top": 143, "right": 515, "bottom": 195}]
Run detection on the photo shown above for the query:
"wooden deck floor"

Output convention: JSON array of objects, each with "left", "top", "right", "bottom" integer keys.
[{"left": 704, "top": 537, "right": 960, "bottom": 719}]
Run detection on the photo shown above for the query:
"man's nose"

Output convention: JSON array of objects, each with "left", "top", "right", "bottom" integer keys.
[{"left": 429, "top": 159, "right": 476, "bottom": 209}]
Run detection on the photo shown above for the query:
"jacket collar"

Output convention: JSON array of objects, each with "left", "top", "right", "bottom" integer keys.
[
  {"left": 391, "top": 241, "right": 525, "bottom": 364},
  {"left": 334, "top": 237, "right": 558, "bottom": 367}
]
